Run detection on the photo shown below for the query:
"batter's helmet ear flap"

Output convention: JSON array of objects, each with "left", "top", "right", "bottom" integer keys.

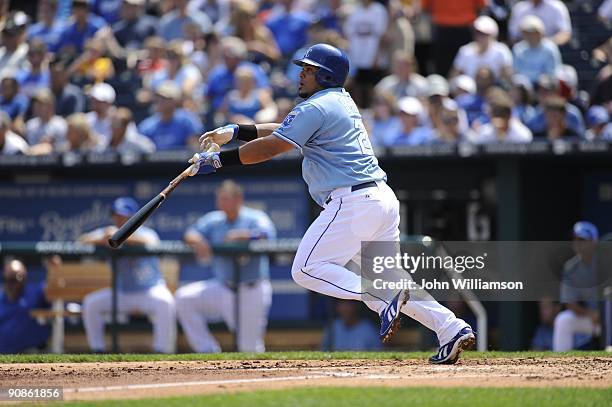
[{"left": 292, "top": 43, "right": 349, "bottom": 88}]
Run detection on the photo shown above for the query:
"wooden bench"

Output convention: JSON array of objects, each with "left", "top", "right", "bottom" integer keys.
[{"left": 33, "top": 259, "right": 179, "bottom": 353}]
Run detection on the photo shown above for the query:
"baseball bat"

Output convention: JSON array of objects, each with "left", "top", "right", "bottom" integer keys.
[{"left": 108, "top": 143, "right": 220, "bottom": 248}]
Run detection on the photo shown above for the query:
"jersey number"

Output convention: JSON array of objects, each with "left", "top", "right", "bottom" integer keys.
[{"left": 355, "top": 119, "right": 373, "bottom": 155}]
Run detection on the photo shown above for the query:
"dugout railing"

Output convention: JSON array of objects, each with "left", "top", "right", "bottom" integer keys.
[{"left": 0, "top": 238, "right": 488, "bottom": 353}]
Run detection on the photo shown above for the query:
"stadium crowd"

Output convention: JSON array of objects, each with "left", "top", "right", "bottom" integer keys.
[{"left": 0, "top": 0, "right": 610, "bottom": 155}]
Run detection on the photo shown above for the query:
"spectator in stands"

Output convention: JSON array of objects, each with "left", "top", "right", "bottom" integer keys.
[
  {"left": 25, "top": 89, "right": 67, "bottom": 155},
  {"left": 378, "top": 0, "right": 415, "bottom": 72},
  {"left": 591, "top": 38, "right": 612, "bottom": 108},
  {"left": 553, "top": 221, "right": 602, "bottom": 351},
  {"left": 433, "top": 98, "right": 473, "bottom": 143},
  {"left": 16, "top": 40, "right": 50, "bottom": 100},
  {"left": 107, "top": 107, "right": 156, "bottom": 153},
  {"left": 226, "top": 0, "right": 280, "bottom": 65},
  {"left": 53, "top": 0, "right": 107, "bottom": 54},
  {"left": 206, "top": 37, "right": 269, "bottom": 113},
  {"left": 509, "top": 74, "right": 537, "bottom": 126},
  {"left": 0, "top": 11, "right": 28, "bottom": 81},
  {"left": 0, "top": 111, "right": 27, "bottom": 154},
  {"left": 388, "top": 96, "right": 435, "bottom": 146},
  {"left": 188, "top": 0, "right": 230, "bottom": 25},
  {"left": 265, "top": 0, "right": 312, "bottom": 58},
  {"left": 148, "top": 41, "right": 202, "bottom": 98},
  {"left": 176, "top": 180, "right": 276, "bottom": 352},
  {"left": 111, "top": 0, "right": 157, "bottom": 51},
  {"left": 136, "top": 36, "right": 167, "bottom": 77},
  {"left": 375, "top": 51, "right": 427, "bottom": 100},
  {"left": 540, "top": 95, "right": 581, "bottom": 140},
  {"left": 0, "top": 74, "right": 28, "bottom": 128},
  {"left": 91, "top": 0, "right": 124, "bottom": 25},
  {"left": 27, "top": 0, "right": 65, "bottom": 51},
  {"left": 0, "top": 12, "right": 29, "bottom": 76},
  {"left": 344, "top": 0, "right": 389, "bottom": 107},
  {"left": 85, "top": 82, "right": 116, "bottom": 147},
  {"left": 451, "top": 16, "right": 513, "bottom": 82},
  {"left": 314, "top": 0, "right": 343, "bottom": 33},
  {"left": 49, "top": 57, "right": 86, "bottom": 116},
  {"left": 459, "top": 67, "right": 495, "bottom": 128},
  {"left": 157, "top": 0, "right": 212, "bottom": 42},
  {"left": 508, "top": 0, "right": 572, "bottom": 46},
  {"left": 585, "top": 106, "right": 612, "bottom": 141},
  {"left": 60, "top": 112, "right": 102, "bottom": 152},
  {"left": 321, "top": 300, "right": 382, "bottom": 351},
  {"left": 527, "top": 75, "right": 585, "bottom": 137},
  {"left": 512, "top": 15, "right": 561, "bottom": 84},
  {"left": 365, "top": 90, "right": 402, "bottom": 146},
  {"left": 68, "top": 37, "right": 115, "bottom": 84},
  {"left": 220, "top": 65, "right": 276, "bottom": 124},
  {"left": 421, "top": 0, "right": 487, "bottom": 76},
  {"left": 424, "top": 74, "right": 451, "bottom": 132},
  {"left": 80, "top": 197, "right": 176, "bottom": 354},
  {"left": 469, "top": 92, "right": 533, "bottom": 144},
  {"left": 139, "top": 81, "right": 201, "bottom": 150},
  {"left": 0, "top": 259, "right": 51, "bottom": 354},
  {"left": 531, "top": 298, "right": 560, "bottom": 350}
]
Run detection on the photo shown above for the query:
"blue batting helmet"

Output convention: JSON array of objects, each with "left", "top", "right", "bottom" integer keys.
[{"left": 293, "top": 43, "right": 349, "bottom": 88}]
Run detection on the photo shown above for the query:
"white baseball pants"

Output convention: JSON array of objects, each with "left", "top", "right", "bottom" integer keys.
[
  {"left": 552, "top": 309, "right": 599, "bottom": 351},
  {"left": 291, "top": 181, "right": 468, "bottom": 345},
  {"left": 175, "top": 279, "right": 272, "bottom": 353},
  {"left": 82, "top": 284, "right": 176, "bottom": 353}
]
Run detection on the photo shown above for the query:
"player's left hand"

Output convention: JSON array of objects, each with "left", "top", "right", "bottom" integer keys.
[{"left": 188, "top": 152, "right": 222, "bottom": 176}]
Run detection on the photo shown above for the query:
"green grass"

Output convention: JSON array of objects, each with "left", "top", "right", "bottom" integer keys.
[
  {"left": 1, "top": 350, "right": 610, "bottom": 364},
  {"left": 59, "top": 387, "right": 612, "bottom": 407}
]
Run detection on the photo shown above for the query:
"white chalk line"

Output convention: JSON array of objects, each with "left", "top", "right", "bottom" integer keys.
[{"left": 63, "top": 370, "right": 530, "bottom": 394}]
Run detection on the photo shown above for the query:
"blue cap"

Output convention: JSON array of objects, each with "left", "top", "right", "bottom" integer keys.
[
  {"left": 573, "top": 221, "right": 599, "bottom": 241},
  {"left": 586, "top": 106, "right": 609, "bottom": 126},
  {"left": 112, "top": 197, "right": 139, "bottom": 217}
]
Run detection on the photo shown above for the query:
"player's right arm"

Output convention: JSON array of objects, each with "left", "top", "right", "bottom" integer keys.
[{"left": 199, "top": 123, "right": 282, "bottom": 149}]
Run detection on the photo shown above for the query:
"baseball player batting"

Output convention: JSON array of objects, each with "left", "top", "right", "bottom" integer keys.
[{"left": 191, "top": 43, "right": 475, "bottom": 364}]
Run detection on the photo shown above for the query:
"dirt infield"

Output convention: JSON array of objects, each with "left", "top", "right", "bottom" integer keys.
[{"left": 1, "top": 356, "right": 611, "bottom": 401}]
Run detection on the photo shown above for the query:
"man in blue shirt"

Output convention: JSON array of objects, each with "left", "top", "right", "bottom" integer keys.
[
  {"left": 27, "top": 0, "right": 65, "bottom": 50},
  {"left": 193, "top": 44, "right": 475, "bottom": 364},
  {"left": 53, "top": 0, "right": 107, "bottom": 54},
  {"left": 80, "top": 197, "right": 176, "bottom": 353},
  {"left": 111, "top": 0, "right": 157, "bottom": 50},
  {"left": 138, "top": 81, "right": 201, "bottom": 150},
  {"left": 157, "top": 0, "right": 211, "bottom": 42},
  {"left": 553, "top": 221, "right": 602, "bottom": 351},
  {"left": 265, "top": 0, "right": 312, "bottom": 58},
  {"left": 512, "top": 15, "right": 561, "bottom": 83},
  {"left": 0, "top": 260, "right": 51, "bottom": 353},
  {"left": 16, "top": 40, "right": 51, "bottom": 100},
  {"left": 176, "top": 180, "right": 276, "bottom": 352},
  {"left": 0, "top": 75, "right": 29, "bottom": 122},
  {"left": 321, "top": 300, "right": 382, "bottom": 351},
  {"left": 206, "top": 37, "right": 270, "bottom": 112}
]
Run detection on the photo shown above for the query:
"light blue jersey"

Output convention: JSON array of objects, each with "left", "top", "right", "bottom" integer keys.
[
  {"left": 89, "top": 226, "right": 164, "bottom": 292},
  {"left": 188, "top": 207, "right": 276, "bottom": 283},
  {"left": 273, "top": 88, "right": 387, "bottom": 206}
]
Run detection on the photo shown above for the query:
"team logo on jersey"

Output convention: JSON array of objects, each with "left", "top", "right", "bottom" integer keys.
[{"left": 282, "top": 112, "right": 297, "bottom": 127}]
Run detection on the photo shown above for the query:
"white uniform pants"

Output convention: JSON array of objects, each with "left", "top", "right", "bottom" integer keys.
[
  {"left": 291, "top": 181, "right": 468, "bottom": 345},
  {"left": 82, "top": 284, "right": 176, "bottom": 353},
  {"left": 175, "top": 279, "right": 272, "bottom": 353},
  {"left": 552, "top": 309, "right": 599, "bottom": 351}
]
